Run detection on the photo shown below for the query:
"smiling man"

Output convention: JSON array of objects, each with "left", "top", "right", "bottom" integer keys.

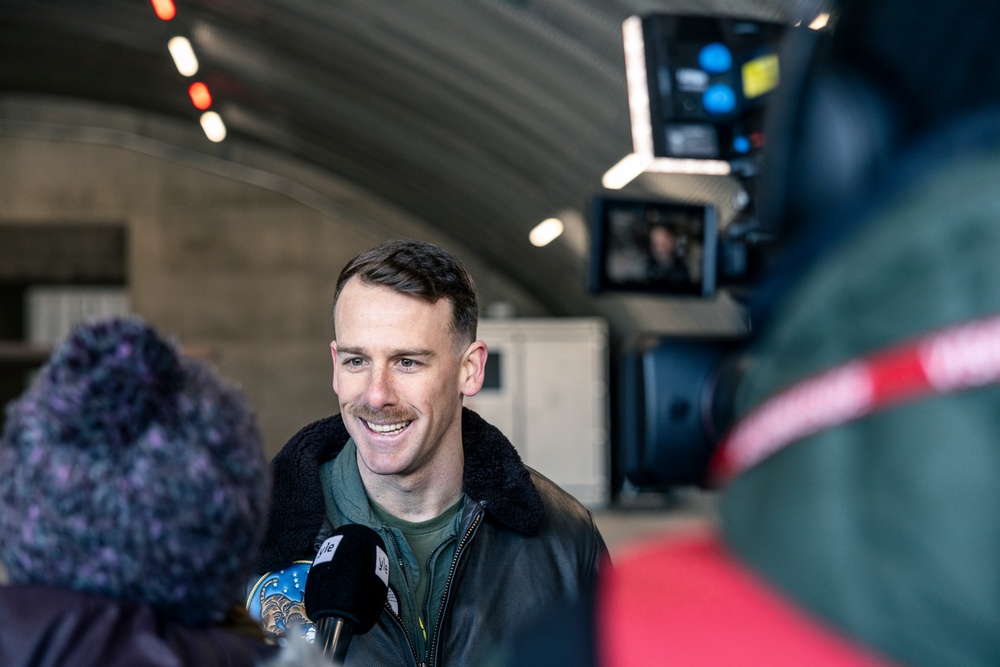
[{"left": 252, "top": 239, "right": 608, "bottom": 666}]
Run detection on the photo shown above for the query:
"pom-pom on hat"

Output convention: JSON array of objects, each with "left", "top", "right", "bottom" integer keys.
[{"left": 0, "top": 317, "right": 270, "bottom": 624}]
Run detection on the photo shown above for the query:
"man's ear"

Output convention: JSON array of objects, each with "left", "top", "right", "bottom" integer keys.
[
  {"left": 330, "top": 340, "right": 339, "bottom": 394},
  {"left": 460, "top": 340, "right": 488, "bottom": 397}
]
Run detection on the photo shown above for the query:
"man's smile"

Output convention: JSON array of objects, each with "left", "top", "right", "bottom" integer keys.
[{"left": 364, "top": 419, "right": 412, "bottom": 435}]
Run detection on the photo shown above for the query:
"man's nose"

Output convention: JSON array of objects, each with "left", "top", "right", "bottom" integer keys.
[{"left": 364, "top": 365, "right": 396, "bottom": 409}]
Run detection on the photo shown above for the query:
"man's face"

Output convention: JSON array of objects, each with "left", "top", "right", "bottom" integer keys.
[
  {"left": 331, "top": 278, "right": 485, "bottom": 483},
  {"left": 650, "top": 226, "right": 676, "bottom": 261}
]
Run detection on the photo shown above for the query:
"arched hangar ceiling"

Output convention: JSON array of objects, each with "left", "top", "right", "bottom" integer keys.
[{"left": 0, "top": 0, "right": 804, "bottom": 338}]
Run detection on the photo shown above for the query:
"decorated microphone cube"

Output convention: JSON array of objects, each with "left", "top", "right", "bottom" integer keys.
[
  {"left": 247, "top": 561, "right": 315, "bottom": 641},
  {"left": 247, "top": 524, "right": 390, "bottom": 642}
]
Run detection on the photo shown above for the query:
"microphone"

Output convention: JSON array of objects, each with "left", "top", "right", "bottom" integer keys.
[{"left": 303, "top": 524, "right": 390, "bottom": 665}]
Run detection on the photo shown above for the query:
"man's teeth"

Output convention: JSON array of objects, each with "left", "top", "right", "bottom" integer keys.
[{"left": 366, "top": 420, "right": 410, "bottom": 434}]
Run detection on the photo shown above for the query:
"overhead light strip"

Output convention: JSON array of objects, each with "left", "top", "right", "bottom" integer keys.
[{"left": 151, "top": 2, "right": 227, "bottom": 142}]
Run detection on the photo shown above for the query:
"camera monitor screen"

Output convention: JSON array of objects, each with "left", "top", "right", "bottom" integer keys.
[{"left": 588, "top": 195, "right": 718, "bottom": 297}]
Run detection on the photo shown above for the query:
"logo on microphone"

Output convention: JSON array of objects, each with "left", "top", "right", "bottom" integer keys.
[
  {"left": 314, "top": 535, "right": 344, "bottom": 566},
  {"left": 375, "top": 545, "right": 389, "bottom": 587}
]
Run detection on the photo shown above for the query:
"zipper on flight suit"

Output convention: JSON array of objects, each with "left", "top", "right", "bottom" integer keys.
[
  {"left": 426, "top": 507, "right": 484, "bottom": 666},
  {"left": 384, "top": 528, "right": 423, "bottom": 667}
]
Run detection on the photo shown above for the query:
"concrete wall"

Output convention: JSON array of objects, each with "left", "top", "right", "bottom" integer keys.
[{"left": 0, "top": 128, "right": 549, "bottom": 458}]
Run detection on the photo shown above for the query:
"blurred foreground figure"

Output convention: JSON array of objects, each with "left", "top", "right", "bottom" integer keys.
[
  {"left": 0, "top": 317, "right": 275, "bottom": 667},
  {"left": 495, "top": 0, "right": 1000, "bottom": 664}
]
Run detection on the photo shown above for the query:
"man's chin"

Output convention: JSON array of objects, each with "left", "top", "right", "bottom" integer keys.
[
  {"left": 355, "top": 451, "right": 414, "bottom": 480},
  {"left": 354, "top": 433, "right": 413, "bottom": 468}
]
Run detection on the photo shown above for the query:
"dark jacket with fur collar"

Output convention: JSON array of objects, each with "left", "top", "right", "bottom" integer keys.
[{"left": 256, "top": 407, "right": 607, "bottom": 667}]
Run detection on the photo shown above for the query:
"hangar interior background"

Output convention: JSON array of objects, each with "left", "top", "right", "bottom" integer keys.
[{"left": 0, "top": 0, "right": 813, "bottom": 537}]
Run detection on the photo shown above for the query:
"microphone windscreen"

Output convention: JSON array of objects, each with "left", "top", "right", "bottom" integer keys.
[{"left": 304, "top": 524, "right": 390, "bottom": 633}]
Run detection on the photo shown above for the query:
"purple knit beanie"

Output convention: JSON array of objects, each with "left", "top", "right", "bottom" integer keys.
[{"left": 0, "top": 317, "right": 270, "bottom": 624}]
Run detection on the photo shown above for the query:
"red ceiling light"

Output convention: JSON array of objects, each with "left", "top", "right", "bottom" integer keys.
[
  {"left": 150, "top": 0, "right": 176, "bottom": 20},
  {"left": 188, "top": 81, "right": 212, "bottom": 110}
]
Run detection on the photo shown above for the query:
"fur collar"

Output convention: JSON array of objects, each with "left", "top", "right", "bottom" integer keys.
[{"left": 257, "top": 407, "right": 543, "bottom": 573}]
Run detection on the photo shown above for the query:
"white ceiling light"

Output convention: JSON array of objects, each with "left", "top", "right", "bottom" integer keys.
[
  {"left": 622, "top": 16, "right": 653, "bottom": 159},
  {"left": 646, "top": 156, "right": 731, "bottom": 176},
  {"left": 529, "top": 218, "right": 564, "bottom": 247},
  {"left": 168, "top": 36, "right": 199, "bottom": 77},
  {"left": 602, "top": 150, "right": 732, "bottom": 190},
  {"left": 602, "top": 153, "right": 648, "bottom": 189},
  {"left": 200, "top": 111, "right": 227, "bottom": 142},
  {"left": 809, "top": 13, "right": 831, "bottom": 30}
]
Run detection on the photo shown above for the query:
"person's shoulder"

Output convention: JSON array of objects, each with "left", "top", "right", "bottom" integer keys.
[
  {"left": 269, "top": 414, "right": 351, "bottom": 472},
  {"left": 0, "top": 584, "right": 277, "bottom": 667},
  {"left": 279, "top": 414, "right": 348, "bottom": 452},
  {"left": 527, "top": 468, "right": 586, "bottom": 507},
  {"left": 525, "top": 468, "right": 601, "bottom": 535}
]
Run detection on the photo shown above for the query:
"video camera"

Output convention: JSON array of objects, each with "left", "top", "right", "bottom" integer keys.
[{"left": 592, "top": 13, "right": 794, "bottom": 493}]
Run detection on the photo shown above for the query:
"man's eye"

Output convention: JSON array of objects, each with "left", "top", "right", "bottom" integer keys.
[
  {"left": 399, "top": 358, "right": 417, "bottom": 368},
  {"left": 346, "top": 357, "right": 364, "bottom": 367}
]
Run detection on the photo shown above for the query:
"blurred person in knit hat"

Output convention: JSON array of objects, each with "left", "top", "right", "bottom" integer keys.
[{"left": 0, "top": 317, "right": 277, "bottom": 667}]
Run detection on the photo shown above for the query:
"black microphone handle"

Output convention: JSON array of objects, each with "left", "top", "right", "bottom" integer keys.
[{"left": 316, "top": 616, "right": 356, "bottom": 665}]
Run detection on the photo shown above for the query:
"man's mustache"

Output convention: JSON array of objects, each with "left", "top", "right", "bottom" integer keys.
[{"left": 350, "top": 405, "right": 418, "bottom": 423}]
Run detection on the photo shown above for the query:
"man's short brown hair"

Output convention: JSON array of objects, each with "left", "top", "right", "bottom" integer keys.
[{"left": 333, "top": 239, "right": 479, "bottom": 346}]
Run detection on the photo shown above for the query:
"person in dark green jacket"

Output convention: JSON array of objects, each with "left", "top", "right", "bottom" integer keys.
[
  {"left": 490, "top": 0, "right": 1000, "bottom": 664},
  {"left": 720, "top": 0, "right": 1000, "bottom": 660}
]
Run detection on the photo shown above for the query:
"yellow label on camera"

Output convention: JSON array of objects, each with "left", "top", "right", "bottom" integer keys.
[{"left": 742, "top": 53, "right": 780, "bottom": 99}]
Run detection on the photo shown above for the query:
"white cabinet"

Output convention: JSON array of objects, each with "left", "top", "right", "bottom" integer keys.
[
  {"left": 26, "top": 286, "right": 130, "bottom": 345},
  {"left": 466, "top": 318, "right": 609, "bottom": 507}
]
